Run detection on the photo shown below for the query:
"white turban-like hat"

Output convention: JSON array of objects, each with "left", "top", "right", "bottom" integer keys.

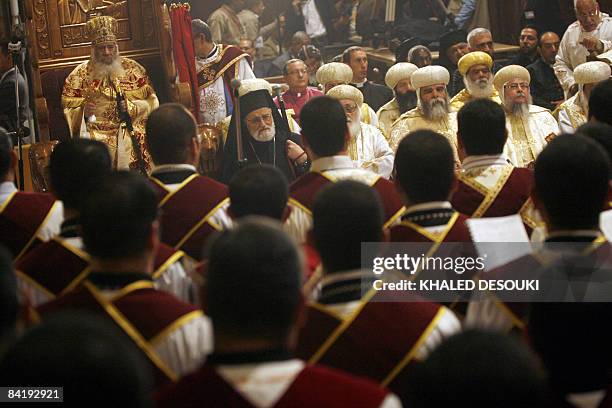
[
  {"left": 237, "top": 78, "right": 272, "bottom": 97},
  {"left": 410, "top": 65, "right": 451, "bottom": 90},
  {"left": 316, "top": 62, "right": 354, "bottom": 86},
  {"left": 385, "top": 62, "right": 419, "bottom": 89},
  {"left": 574, "top": 61, "right": 611, "bottom": 85},
  {"left": 326, "top": 84, "right": 364, "bottom": 107},
  {"left": 493, "top": 65, "right": 531, "bottom": 93}
]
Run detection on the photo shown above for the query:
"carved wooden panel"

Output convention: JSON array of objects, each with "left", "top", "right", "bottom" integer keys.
[{"left": 27, "top": 0, "right": 160, "bottom": 68}]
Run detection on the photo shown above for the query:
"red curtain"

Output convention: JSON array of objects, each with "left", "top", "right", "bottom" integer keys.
[{"left": 169, "top": 3, "right": 199, "bottom": 115}]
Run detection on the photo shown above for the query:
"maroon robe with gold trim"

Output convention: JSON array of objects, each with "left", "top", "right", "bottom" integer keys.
[
  {"left": 296, "top": 296, "right": 445, "bottom": 402},
  {"left": 451, "top": 168, "right": 536, "bottom": 230},
  {"left": 16, "top": 238, "right": 186, "bottom": 306},
  {"left": 0, "top": 191, "right": 58, "bottom": 259},
  {"left": 156, "top": 362, "right": 390, "bottom": 408},
  {"left": 37, "top": 279, "right": 199, "bottom": 388},
  {"left": 150, "top": 174, "right": 229, "bottom": 261},
  {"left": 290, "top": 172, "right": 404, "bottom": 225},
  {"left": 389, "top": 212, "right": 472, "bottom": 243}
]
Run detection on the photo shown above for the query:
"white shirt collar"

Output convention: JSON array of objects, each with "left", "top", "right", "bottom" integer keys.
[
  {"left": 462, "top": 154, "right": 509, "bottom": 171},
  {"left": 310, "top": 155, "right": 355, "bottom": 172},
  {"left": 352, "top": 79, "right": 367, "bottom": 88},
  {"left": 151, "top": 164, "right": 198, "bottom": 175},
  {"left": 405, "top": 201, "right": 452, "bottom": 214}
]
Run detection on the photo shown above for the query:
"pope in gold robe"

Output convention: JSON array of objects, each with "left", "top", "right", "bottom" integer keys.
[
  {"left": 62, "top": 16, "right": 159, "bottom": 171},
  {"left": 450, "top": 51, "right": 502, "bottom": 111},
  {"left": 389, "top": 65, "right": 459, "bottom": 161}
]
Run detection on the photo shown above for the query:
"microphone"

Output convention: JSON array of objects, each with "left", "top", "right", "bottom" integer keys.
[{"left": 272, "top": 84, "right": 283, "bottom": 98}]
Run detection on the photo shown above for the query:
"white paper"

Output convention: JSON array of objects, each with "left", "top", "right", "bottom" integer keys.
[
  {"left": 599, "top": 209, "right": 612, "bottom": 241},
  {"left": 467, "top": 215, "right": 533, "bottom": 271}
]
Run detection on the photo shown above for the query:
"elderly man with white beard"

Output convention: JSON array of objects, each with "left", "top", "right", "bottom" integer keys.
[
  {"left": 327, "top": 85, "right": 394, "bottom": 179},
  {"left": 554, "top": 61, "right": 611, "bottom": 133},
  {"left": 450, "top": 51, "right": 502, "bottom": 111},
  {"left": 377, "top": 62, "right": 419, "bottom": 141},
  {"left": 389, "top": 66, "right": 459, "bottom": 161},
  {"left": 221, "top": 79, "right": 309, "bottom": 183},
  {"left": 494, "top": 65, "right": 560, "bottom": 169},
  {"left": 62, "top": 16, "right": 159, "bottom": 171}
]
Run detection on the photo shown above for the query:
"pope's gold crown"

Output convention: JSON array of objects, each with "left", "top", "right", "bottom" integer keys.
[{"left": 86, "top": 16, "right": 118, "bottom": 45}]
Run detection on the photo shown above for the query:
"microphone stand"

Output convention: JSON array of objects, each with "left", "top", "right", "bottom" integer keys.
[
  {"left": 274, "top": 86, "right": 298, "bottom": 179},
  {"left": 8, "top": 28, "right": 26, "bottom": 190}
]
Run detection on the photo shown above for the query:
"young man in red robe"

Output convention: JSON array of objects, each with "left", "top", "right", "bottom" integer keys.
[
  {"left": 466, "top": 135, "right": 611, "bottom": 333},
  {"left": 17, "top": 139, "right": 194, "bottom": 306},
  {"left": 37, "top": 172, "right": 212, "bottom": 386},
  {"left": 451, "top": 99, "right": 538, "bottom": 232},
  {"left": 390, "top": 130, "right": 472, "bottom": 243},
  {"left": 296, "top": 180, "right": 460, "bottom": 404},
  {"left": 156, "top": 218, "right": 402, "bottom": 408},
  {"left": 146, "top": 103, "right": 231, "bottom": 262},
  {"left": 0, "top": 128, "right": 63, "bottom": 260},
  {"left": 290, "top": 96, "right": 404, "bottom": 228}
]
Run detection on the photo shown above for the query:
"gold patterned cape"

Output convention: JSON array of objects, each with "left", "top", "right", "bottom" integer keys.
[
  {"left": 449, "top": 88, "right": 502, "bottom": 111},
  {"left": 62, "top": 57, "right": 159, "bottom": 171}
]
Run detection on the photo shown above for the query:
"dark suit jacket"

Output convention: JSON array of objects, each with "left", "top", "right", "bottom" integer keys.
[
  {"left": 527, "top": 58, "right": 564, "bottom": 111},
  {"left": 285, "top": 0, "right": 338, "bottom": 41},
  {"left": 355, "top": 81, "right": 393, "bottom": 112}
]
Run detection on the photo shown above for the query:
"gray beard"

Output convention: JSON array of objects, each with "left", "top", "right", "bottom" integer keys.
[
  {"left": 510, "top": 102, "right": 530, "bottom": 117},
  {"left": 91, "top": 54, "right": 124, "bottom": 80},
  {"left": 250, "top": 121, "right": 276, "bottom": 142},
  {"left": 422, "top": 98, "right": 449, "bottom": 121},
  {"left": 348, "top": 119, "right": 362, "bottom": 138}
]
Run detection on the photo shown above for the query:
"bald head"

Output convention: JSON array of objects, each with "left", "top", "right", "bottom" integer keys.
[{"left": 539, "top": 31, "right": 561, "bottom": 64}]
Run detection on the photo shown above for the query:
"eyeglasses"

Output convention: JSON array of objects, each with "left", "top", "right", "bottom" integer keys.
[
  {"left": 247, "top": 113, "right": 273, "bottom": 125},
  {"left": 342, "top": 104, "right": 358, "bottom": 114},
  {"left": 504, "top": 83, "right": 530, "bottom": 91},
  {"left": 577, "top": 10, "right": 599, "bottom": 19}
]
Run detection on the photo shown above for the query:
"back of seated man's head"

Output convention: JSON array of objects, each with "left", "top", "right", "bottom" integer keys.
[
  {"left": 589, "top": 79, "right": 612, "bottom": 126},
  {"left": 0, "top": 313, "right": 152, "bottom": 407},
  {"left": 146, "top": 103, "right": 198, "bottom": 165},
  {"left": 49, "top": 139, "right": 111, "bottom": 211},
  {"left": 300, "top": 96, "right": 348, "bottom": 158},
  {"left": 0, "top": 245, "right": 16, "bottom": 351},
  {"left": 0, "top": 128, "right": 14, "bottom": 181},
  {"left": 229, "top": 164, "right": 288, "bottom": 220},
  {"left": 406, "top": 330, "right": 547, "bottom": 408},
  {"left": 313, "top": 180, "right": 383, "bottom": 274},
  {"left": 80, "top": 171, "right": 158, "bottom": 261},
  {"left": 534, "top": 134, "right": 610, "bottom": 230},
  {"left": 576, "top": 122, "right": 612, "bottom": 180},
  {"left": 206, "top": 218, "right": 302, "bottom": 346},
  {"left": 394, "top": 130, "right": 455, "bottom": 205},
  {"left": 458, "top": 98, "right": 507, "bottom": 156}
]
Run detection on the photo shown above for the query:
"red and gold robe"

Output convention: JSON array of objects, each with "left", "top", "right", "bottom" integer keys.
[
  {"left": 0, "top": 191, "right": 62, "bottom": 260},
  {"left": 16, "top": 238, "right": 188, "bottom": 307},
  {"left": 389, "top": 212, "right": 472, "bottom": 243},
  {"left": 150, "top": 174, "right": 230, "bottom": 261},
  {"left": 36, "top": 277, "right": 207, "bottom": 388},
  {"left": 451, "top": 165, "right": 538, "bottom": 231},
  {"left": 156, "top": 361, "right": 391, "bottom": 408}
]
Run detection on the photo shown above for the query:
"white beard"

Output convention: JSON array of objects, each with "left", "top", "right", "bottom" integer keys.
[
  {"left": 464, "top": 76, "right": 494, "bottom": 99},
  {"left": 509, "top": 101, "right": 530, "bottom": 117},
  {"left": 250, "top": 120, "right": 276, "bottom": 142},
  {"left": 347, "top": 108, "right": 362, "bottom": 138},
  {"left": 422, "top": 97, "right": 450, "bottom": 121},
  {"left": 91, "top": 51, "right": 125, "bottom": 80}
]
